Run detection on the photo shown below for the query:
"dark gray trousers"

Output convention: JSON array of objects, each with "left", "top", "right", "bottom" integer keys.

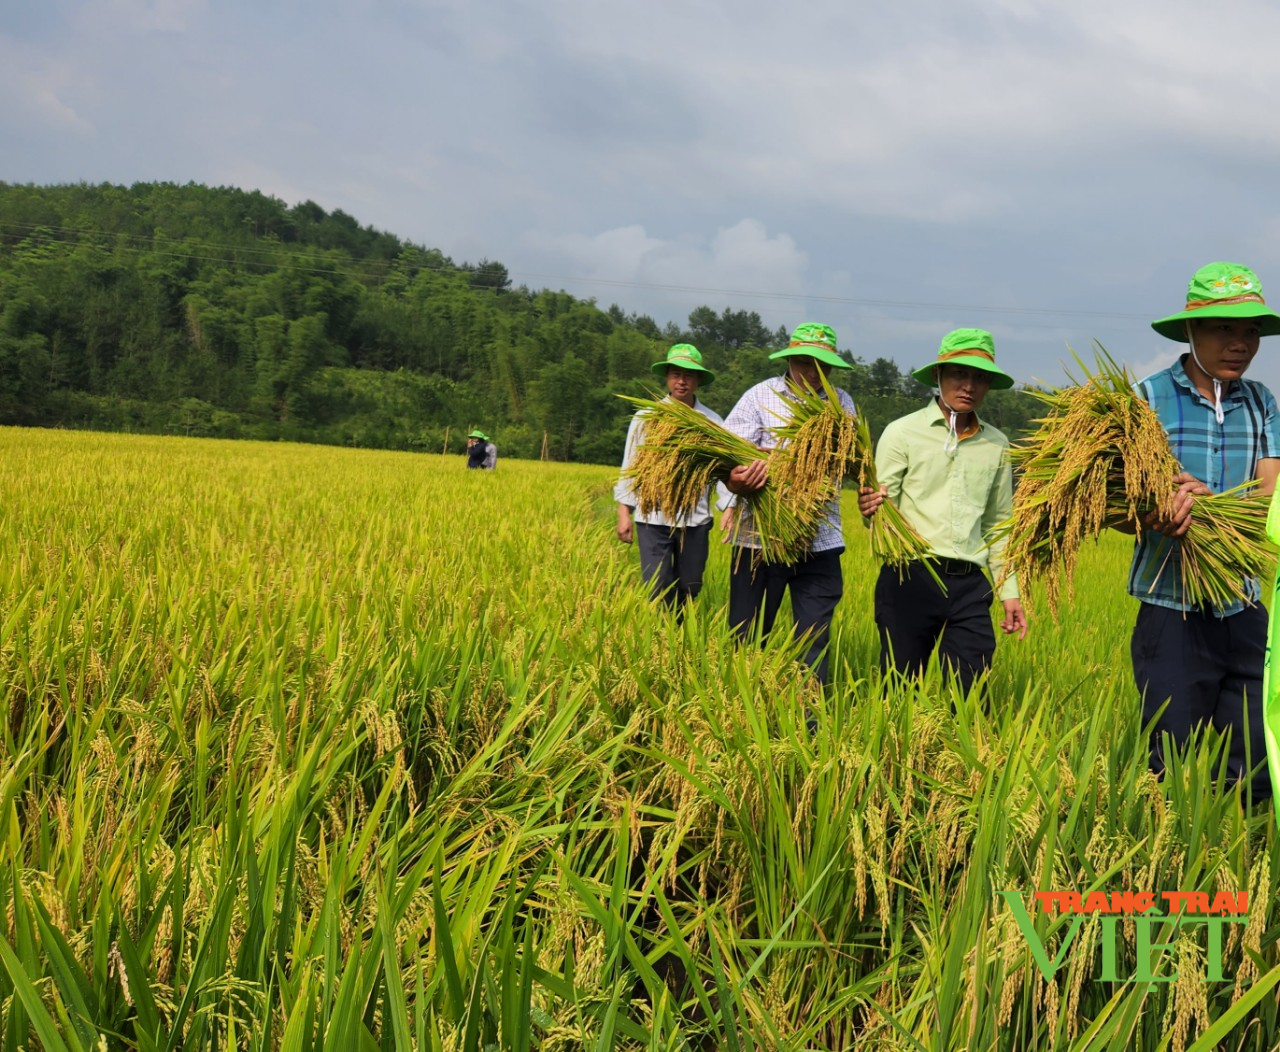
[
  {"left": 1132, "top": 602, "right": 1270, "bottom": 800},
  {"left": 728, "top": 547, "right": 844, "bottom": 683},
  {"left": 635, "top": 522, "right": 711, "bottom": 607},
  {"left": 873, "top": 562, "right": 996, "bottom": 697}
]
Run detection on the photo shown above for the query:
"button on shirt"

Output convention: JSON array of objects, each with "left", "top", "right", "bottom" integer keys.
[
  {"left": 874, "top": 401, "right": 1019, "bottom": 601},
  {"left": 1129, "top": 358, "right": 1280, "bottom": 615},
  {"left": 723, "top": 375, "right": 857, "bottom": 554},
  {"left": 614, "top": 398, "right": 725, "bottom": 527}
]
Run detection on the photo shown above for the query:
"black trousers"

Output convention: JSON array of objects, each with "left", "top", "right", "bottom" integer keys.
[
  {"left": 728, "top": 547, "right": 844, "bottom": 683},
  {"left": 635, "top": 522, "right": 711, "bottom": 606},
  {"left": 873, "top": 562, "right": 996, "bottom": 697},
  {"left": 1131, "top": 603, "right": 1270, "bottom": 800}
]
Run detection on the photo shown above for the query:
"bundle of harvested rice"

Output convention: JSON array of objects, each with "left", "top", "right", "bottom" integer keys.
[
  {"left": 622, "top": 376, "right": 940, "bottom": 575},
  {"left": 765, "top": 377, "right": 861, "bottom": 509},
  {"left": 856, "top": 415, "right": 946, "bottom": 582},
  {"left": 1179, "top": 482, "right": 1276, "bottom": 609},
  {"left": 768, "top": 377, "right": 939, "bottom": 578},
  {"left": 618, "top": 393, "right": 818, "bottom": 564},
  {"left": 998, "top": 347, "right": 1275, "bottom": 612}
]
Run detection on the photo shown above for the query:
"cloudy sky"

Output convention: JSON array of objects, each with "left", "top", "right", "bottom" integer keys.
[{"left": 6, "top": 0, "right": 1280, "bottom": 390}]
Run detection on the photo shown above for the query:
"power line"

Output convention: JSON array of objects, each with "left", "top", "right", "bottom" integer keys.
[
  {"left": 506, "top": 270, "right": 1150, "bottom": 321},
  {"left": 0, "top": 217, "right": 1151, "bottom": 324}
]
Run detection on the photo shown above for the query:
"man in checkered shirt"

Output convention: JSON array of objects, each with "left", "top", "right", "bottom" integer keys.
[
  {"left": 1128, "top": 262, "right": 1280, "bottom": 802},
  {"left": 722, "top": 322, "right": 856, "bottom": 685}
]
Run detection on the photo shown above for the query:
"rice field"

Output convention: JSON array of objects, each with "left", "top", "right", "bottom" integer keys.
[{"left": 2, "top": 426, "right": 1279, "bottom": 1051}]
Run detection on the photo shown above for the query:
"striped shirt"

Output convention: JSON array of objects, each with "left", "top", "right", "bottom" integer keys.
[
  {"left": 614, "top": 398, "right": 724, "bottom": 527},
  {"left": 723, "top": 375, "right": 857, "bottom": 554},
  {"left": 1128, "top": 357, "right": 1280, "bottom": 615}
]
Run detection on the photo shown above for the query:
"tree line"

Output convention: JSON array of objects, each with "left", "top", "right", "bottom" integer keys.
[{"left": 0, "top": 182, "right": 1044, "bottom": 462}]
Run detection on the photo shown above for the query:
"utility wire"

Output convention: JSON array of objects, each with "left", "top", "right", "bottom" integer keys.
[{"left": 0, "top": 218, "right": 1151, "bottom": 325}]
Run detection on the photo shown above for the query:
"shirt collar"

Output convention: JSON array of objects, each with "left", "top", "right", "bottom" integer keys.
[
  {"left": 662, "top": 395, "right": 705, "bottom": 411},
  {"left": 769, "top": 373, "right": 834, "bottom": 400}
]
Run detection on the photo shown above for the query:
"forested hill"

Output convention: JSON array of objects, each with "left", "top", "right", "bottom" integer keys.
[{"left": 0, "top": 182, "right": 1041, "bottom": 462}]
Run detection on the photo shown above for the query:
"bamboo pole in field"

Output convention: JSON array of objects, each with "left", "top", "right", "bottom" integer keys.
[
  {"left": 441, "top": 426, "right": 450, "bottom": 457},
  {"left": 541, "top": 431, "right": 549, "bottom": 461}
]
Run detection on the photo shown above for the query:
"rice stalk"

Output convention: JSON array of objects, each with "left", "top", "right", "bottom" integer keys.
[
  {"left": 769, "top": 377, "right": 941, "bottom": 585},
  {"left": 622, "top": 377, "right": 939, "bottom": 577},
  {"left": 1178, "top": 484, "right": 1275, "bottom": 610},
  {"left": 5, "top": 426, "right": 1280, "bottom": 1049},
  {"left": 855, "top": 415, "right": 944, "bottom": 584}
]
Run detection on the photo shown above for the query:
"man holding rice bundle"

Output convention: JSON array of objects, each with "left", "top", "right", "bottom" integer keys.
[
  {"left": 1129, "top": 262, "right": 1280, "bottom": 801},
  {"left": 722, "top": 322, "right": 856, "bottom": 684},
  {"left": 615, "top": 344, "right": 725, "bottom": 611},
  {"left": 858, "top": 328, "right": 1027, "bottom": 696}
]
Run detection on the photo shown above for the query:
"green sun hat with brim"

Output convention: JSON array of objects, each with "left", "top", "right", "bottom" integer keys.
[
  {"left": 651, "top": 343, "right": 714, "bottom": 385},
  {"left": 768, "top": 322, "right": 851, "bottom": 369},
  {"left": 911, "top": 328, "right": 1015, "bottom": 390},
  {"left": 467, "top": 429, "right": 488, "bottom": 440},
  {"left": 1151, "top": 262, "right": 1280, "bottom": 341}
]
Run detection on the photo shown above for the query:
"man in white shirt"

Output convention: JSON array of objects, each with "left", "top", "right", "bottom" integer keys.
[
  {"left": 615, "top": 344, "right": 724, "bottom": 611},
  {"left": 723, "top": 323, "right": 856, "bottom": 683}
]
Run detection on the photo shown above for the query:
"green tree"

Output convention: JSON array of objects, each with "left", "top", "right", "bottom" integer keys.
[{"left": 468, "top": 258, "right": 511, "bottom": 292}]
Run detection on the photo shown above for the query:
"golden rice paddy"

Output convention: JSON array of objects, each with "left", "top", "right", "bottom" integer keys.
[{"left": 1, "top": 426, "right": 1278, "bottom": 1051}]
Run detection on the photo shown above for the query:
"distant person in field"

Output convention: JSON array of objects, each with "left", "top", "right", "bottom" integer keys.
[
  {"left": 857, "top": 328, "right": 1027, "bottom": 697},
  {"left": 722, "top": 322, "right": 856, "bottom": 685},
  {"left": 1123, "top": 262, "right": 1280, "bottom": 801},
  {"left": 466, "top": 430, "right": 497, "bottom": 470},
  {"left": 615, "top": 344, "right": 725, "bottom": 612}
]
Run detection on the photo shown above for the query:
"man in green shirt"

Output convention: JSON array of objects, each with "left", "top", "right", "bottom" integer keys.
[{"left": 858, "top": 328, "right": 1028, "bottom": 695}]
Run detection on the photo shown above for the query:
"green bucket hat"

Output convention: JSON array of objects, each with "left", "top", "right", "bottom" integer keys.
[
  {"left": 769, "top": 322, "right": 851, "bottom": 369},
  {"left": 911, "top": 328, "right": 1015, "bottom": 390},
  {"left": 1151, "top": 262, "right": 1280, "bottom": 341},
  {"left": 467, "top": 429, "right": 488, "bottom": 440},
  {"left": 651, "top": 343, "right": 714, "bottom": 385}
]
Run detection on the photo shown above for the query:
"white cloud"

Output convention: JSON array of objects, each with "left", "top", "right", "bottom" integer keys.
[
  {"left": 1123, "top": 348, "right": 1180, "bottom": 383},
  {"left": 0, "top": 36, "right": 93, "bottom": 132},
  {"left": 524, "top": 219, "right": 808, "bottom": 303}
]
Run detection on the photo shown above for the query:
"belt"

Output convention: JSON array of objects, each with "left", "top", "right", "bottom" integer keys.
[{"left": 930, "top": 557, "right": 982, "bottom": 576}]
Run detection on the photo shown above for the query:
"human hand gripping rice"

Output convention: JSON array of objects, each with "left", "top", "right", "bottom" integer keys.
[
  {"left": 618, "top": 393, "right": 816, "bottom": 564},
  {"left": 997, "top": 346, "right": 1276, "bottom": 613},
  {"left": 766, "top": 372, "right": 941, "bottom": 582},
  {"left": 620, "top": 369, "right": 937, "bottom": 573}
]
